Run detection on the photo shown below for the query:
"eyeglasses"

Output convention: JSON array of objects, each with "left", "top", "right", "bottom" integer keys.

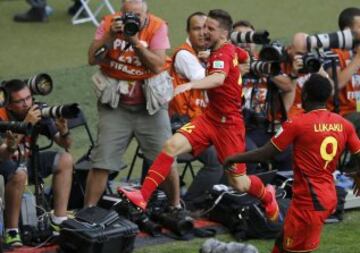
[{"left": 11, "top": 95, "right": 32, "bottom": 105}]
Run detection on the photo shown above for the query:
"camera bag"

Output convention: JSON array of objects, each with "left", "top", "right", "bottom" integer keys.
[
  {"left": 206, "top": 187, "right": 289, "bottom": 240},
  {"left": 59, "top": 206, "right": 139, "bottom": 253}
]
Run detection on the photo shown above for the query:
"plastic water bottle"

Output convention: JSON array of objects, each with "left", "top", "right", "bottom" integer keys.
[
  {"left": 336, "top": 173, "right": 354, "bottom": 190},
  {"left": 200, "top": 238, "right": 259, "bottom": 253},
  {"left": 45, "top": 5, "right": 53, "bottom": 16}
]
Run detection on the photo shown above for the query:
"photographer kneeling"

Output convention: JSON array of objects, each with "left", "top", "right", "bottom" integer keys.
[{"left": 0, "top": 79, "right": 73, "bottom": 247}]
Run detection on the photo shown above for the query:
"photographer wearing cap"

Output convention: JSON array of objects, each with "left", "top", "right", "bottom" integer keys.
[
  {"left": 0, "top": 79, "right": 73, "bottom": 246},
  {"left": 85, "top": 0, "right": 180, "bottom": 210}
]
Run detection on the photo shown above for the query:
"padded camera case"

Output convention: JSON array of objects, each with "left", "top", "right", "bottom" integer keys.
[{"left": 59, "top": 207, "right": 139, "bottom": 253}]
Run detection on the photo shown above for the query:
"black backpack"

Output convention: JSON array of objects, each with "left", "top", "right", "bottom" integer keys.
[{"left": 206, "top": 188, "right": 290, "bottom": 241}]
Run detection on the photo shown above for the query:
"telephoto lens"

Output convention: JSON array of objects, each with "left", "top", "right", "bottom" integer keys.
[
  {"left": 231, "top": 30, "right": 270, "bottom": 45},
  {"left": 40, "top": 103, "right": 80, "bottom": 119},
  {"left": 0, "top": 121, "right": 33, "bottom": 135},
  {"left": 250, "top": 60, "right": 281, "bottom": 76},
  {"left": 306, "top": 29, "right": 356, "bottom": 51},
  {"left": 25, "top": 73, "right": 53, "bottom": 96},
  {"left": 151, "top": 211, "right": 194, "bottom": 236}
]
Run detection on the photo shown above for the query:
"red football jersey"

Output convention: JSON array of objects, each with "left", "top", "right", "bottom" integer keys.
[
  {"left": 271, "top": 109, "right": 360, "bottom": 210},
  {"left": 204, "top": 42, "right": 244, "bottom": 125}
]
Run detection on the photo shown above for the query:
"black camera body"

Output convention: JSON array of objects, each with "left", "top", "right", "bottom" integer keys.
[
  {"left": 259, "top": 41, "right": 288, "bottom": 63},
  {"left": 115, "top": 12, "right": 141, "bottom": 36},
  {"left": 299, "top": 52, "right": 322, "bottom": 74}
]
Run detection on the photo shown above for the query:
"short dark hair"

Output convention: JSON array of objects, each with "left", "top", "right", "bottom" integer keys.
[
  {"left": 208, "top": 9, "right": 233, "bottom": 34},
  {"left": 303, "top": 74, "right": 332, "bottom": 103},
  {"left": 233, "top": 20, "right": 255, "bottom": 30},
  {"left": 338, "top": 7, "right": 360, "bottom": 30},
  {"left": 3, "top": 79, "right": 28, "bottom": 102},
  {"left": 186, "top": 11, "right": 206, "bottom": 32}
]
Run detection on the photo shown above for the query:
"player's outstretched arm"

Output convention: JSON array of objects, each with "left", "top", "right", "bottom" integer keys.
[
  {"left": 174, "top": 72, "right": 225, "bottom": 96},
  {"left": 223, "top": 142, "right": 280, "bottom": 171}
]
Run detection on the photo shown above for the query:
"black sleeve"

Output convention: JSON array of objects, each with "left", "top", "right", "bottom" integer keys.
[{"left": 38, "top": 118, "right": 58, "bottom": 140}]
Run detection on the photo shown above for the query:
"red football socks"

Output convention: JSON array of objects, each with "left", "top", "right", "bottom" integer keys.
[
  {"left": 141, "top": 151, "right": 174, "bottom": 202},
  {"left": 247, "top": 175, "right": 272, "bottom": 205}
]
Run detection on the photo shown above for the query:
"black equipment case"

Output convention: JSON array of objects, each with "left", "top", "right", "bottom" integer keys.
[{"left": 59, "top": 207, "right": 139, "bottom": 253}]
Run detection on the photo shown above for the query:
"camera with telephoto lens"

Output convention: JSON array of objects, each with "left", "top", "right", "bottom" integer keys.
[
  {"left": 249, "top": 59, "right": 281, "bottom": 77},
  {"left": 24, "top": 73, "right": 53, "bottom": 96},
  {"left": 115, "top": 12, "right": 141, "bottom": 36},
  {"left": 0, "top": 74, "right": 53, "bottom": 107},
  {"left": 306, "top": 28, "right": 359, "bottom": 51},
  {"left": 0, "top": 121, "right": 33, "bottom": 135},
  {"left": 36, "top": 102, "right": 80, "bottom": 119},
  {"left": 231, "top": 30, "right": 270, "bottom": 45},
  {"left": 259, "top": 40, "right": 287, "bottom": 63},
  {"left": 298, "top": 52, "right": 322, "bottom": 74},
  {"left": 151, "top": 211, "right": 194, "bottom": 237}
]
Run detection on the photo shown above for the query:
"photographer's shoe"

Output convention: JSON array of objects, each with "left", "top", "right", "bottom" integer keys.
[
  {"left": 50, "top": 220, "right": 61, "bottom": 236},
  {"left": 4, "top": 230, "right": 23, "bottom": 247},
  {"left": 117, "top": 186, "right": 147, "bottom": 211},
  {"left": 264, "top": 185, "right": 279, "bottom": 223},
  {"left": 13, "top": 7, "right": 48, "bottom": 22}
]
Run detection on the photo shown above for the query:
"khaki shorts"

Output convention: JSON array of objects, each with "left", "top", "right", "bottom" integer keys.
[{"left": 90, "top": 103, "right": 172, "bottom": 172}]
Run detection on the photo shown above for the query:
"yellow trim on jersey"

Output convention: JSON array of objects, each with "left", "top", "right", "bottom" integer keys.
[
  {"left": 149, "top": 170, "right": 165, "bottom": 181},
  {"left": 208, "top": 70, "right": 227, "bottom": 76}
]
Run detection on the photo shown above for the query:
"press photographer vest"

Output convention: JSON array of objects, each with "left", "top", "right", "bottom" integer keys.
[
  {"left": 100, "top": 12, "right": 168, "bottom": 81},
  {"left": 328, "top": 49, "right": 360, "bottom": 116},
  {"left": 0, "top": 108, "right": 9, "bottom": 121},
  {"left": 169, "top": 43, "right": 208, "bottom": 120}
]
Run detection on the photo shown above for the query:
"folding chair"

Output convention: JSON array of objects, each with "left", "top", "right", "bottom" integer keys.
[
  {"left": 72, "top": 0, "right": 116, "bottom": 27},
  {"left": 126, "top": 144, "right": 196, "bottom": 184}
]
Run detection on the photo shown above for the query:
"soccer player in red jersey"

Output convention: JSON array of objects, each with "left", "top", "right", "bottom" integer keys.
[
  {"left": 118, "top": 9, "right": 279, "bottom": 222},
  {"left": 224, "top": 73, "right": 360, "bottom": 253}
]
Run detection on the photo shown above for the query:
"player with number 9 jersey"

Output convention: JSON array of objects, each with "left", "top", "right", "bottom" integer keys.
[
  {"left": 271, "top": 109, "right": 360, "bottom": 252},
  {"left": 271, "top": 109, "right": 360, "bottom": 210}
]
